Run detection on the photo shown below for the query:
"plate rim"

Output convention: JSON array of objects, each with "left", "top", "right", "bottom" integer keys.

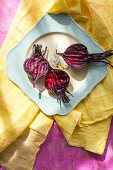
[{"left": 6, "top": 13, "right": 108, "bottom": 115}]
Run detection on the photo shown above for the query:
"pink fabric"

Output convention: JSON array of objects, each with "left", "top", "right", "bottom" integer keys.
[
  {"left": 0, "top": 0, "right": 20, "bottom": 47},
  {"left": 0, "top": 0, "right": 113, "bottom": 169},
  {"left": 34, "top": 120, "right": 113, "bottom": 170}
]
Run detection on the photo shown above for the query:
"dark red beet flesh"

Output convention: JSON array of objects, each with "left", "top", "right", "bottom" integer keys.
[
  {"left": 24, "top": 56, "right": 49, "bottom": 87},
  {"left": 45, "top": 68, "right": 70, "bottom": 103},
  {"left": 24, "top": 44, "right": 49, "bottom": 87},
  {"left": 56, "top": 43, "right": 113, "bottom": 69}
]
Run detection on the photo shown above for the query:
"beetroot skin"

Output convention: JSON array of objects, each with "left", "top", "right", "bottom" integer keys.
[
  {"left": 24, "top": 56, "right": 49, "bottom": 87},
  {"left": 45, "top": 68, "right": 70, "bottom": 103},
  {"left": 24, "top": 44, "right": 49, "bottom": 87},
  {"left": 56, "top": 43, "right": 113, "bottom": 69}
]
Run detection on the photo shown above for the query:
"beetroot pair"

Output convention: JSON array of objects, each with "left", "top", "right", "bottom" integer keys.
[
  {"left": 24, "top": 44, "right": 71, "bottom": 103},
  {"left": 24, "top": 44, "right": 113, "bottom": 103}
]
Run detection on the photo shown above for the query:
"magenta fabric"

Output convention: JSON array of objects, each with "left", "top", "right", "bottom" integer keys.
[{"left": 0, "top": 0, "right": 113, "bottom": 169}]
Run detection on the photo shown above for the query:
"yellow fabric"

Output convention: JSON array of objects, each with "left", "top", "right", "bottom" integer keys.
[
  {"left": 0, "top": 112, "right": 53, "bottom": 170},
  {"left": 0, "top": 0, "right": 113, "bottom": 169}
]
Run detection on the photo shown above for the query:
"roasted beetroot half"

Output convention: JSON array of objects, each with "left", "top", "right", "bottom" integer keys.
[
  {"left": 24, "top": 44, "right": 49, "bottom": 87},
  {"left": 45, "top": 68, "right": 71, "bottom": 103},
  {"left": 56, "top": 43, "right": 113, "bottom": 69}
]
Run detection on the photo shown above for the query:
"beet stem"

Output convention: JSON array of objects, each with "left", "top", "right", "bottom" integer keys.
[
  {"left": 56, "top": 52, "right": 63, "bottom": 57},
  {"left": 88, "top": 50, "right": 113, "bottom": 60},
  {"left": 42, "top": 46, "right": 47, "bottom": 57},
  {"left": 66, "top": 90, "right": 74, "bottom": 97}
]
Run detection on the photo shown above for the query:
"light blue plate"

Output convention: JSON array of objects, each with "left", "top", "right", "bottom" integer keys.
[{"left": 6, "top": 13, "right": 107, "bottom": 115}]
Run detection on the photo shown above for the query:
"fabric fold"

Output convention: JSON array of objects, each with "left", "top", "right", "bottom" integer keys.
[
  {"left": 54, "top": 110, "right": 82, "bottom": 141},
  {"left": 0, "top": 112, "right": 54, "bottom": 170},
  {"left": 55, "top": 113, "right": 112, "bottom": 154}
]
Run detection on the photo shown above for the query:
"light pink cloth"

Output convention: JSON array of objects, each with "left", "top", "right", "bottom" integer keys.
[{"left": 0, "top": 0, "right": 113, "bottom": 169}]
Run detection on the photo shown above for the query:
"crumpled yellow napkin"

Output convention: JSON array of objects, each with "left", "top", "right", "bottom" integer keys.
[{"left": 0, "top": 0, "right": 113, "bottom": 169}]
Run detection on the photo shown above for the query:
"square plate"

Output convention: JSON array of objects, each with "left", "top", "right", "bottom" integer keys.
[{"left": 6, "top": 13, "right": 107, "bottom": 115}]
